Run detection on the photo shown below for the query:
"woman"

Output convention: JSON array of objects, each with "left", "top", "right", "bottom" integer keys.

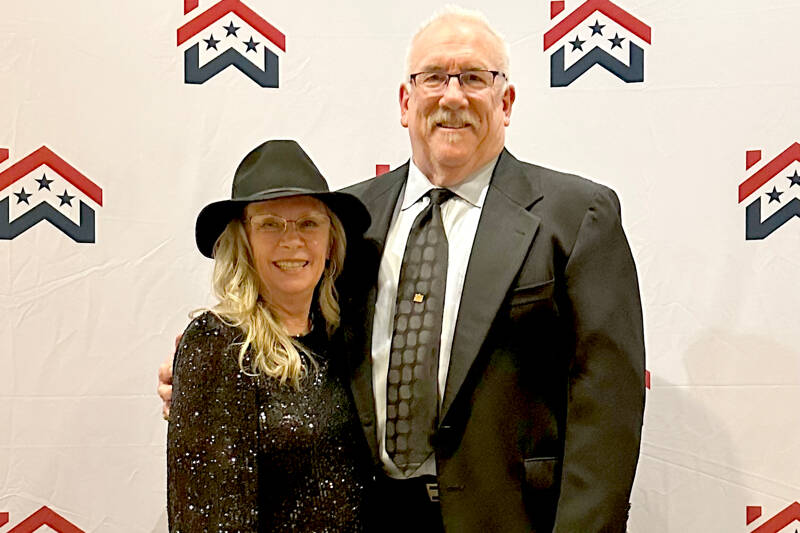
[{"left": 167, "top": 140, "right": 373, "bottom": 532}]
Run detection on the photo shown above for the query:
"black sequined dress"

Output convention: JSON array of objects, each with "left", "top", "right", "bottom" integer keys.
[{"left": 167, "top": 312, "right": 372, "bottom": 532}]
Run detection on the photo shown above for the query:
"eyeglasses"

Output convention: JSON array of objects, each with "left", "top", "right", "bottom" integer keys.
[
  {"left": 247, "top": 213, "right": 330, "bottom": 237},
  {"left": 409, "top": 70, "right": 506, "bottom": 93}
]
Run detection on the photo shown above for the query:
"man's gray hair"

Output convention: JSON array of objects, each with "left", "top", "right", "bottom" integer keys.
[{"left": 403, "top": 5, "right": 511, "bottom": 81}]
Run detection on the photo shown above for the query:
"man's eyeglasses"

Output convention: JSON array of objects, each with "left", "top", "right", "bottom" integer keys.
[
  {"left": 247, "top": 213, "right": 330, "bottom": 237},
  {"left": 409, "top": 70, "right": 506, "bottom": 93}
]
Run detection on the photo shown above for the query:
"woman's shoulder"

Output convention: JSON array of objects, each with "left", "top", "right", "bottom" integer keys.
[
  {"left": 175, "top": 311, "right": 240, "bottom": 368},
  {"left": 181, "top": 310, "right": 238, "bottom": 342}
]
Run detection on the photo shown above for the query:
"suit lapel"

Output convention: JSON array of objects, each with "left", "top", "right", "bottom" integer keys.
[
  {"left": 441, "top": 150, "right": 543, "bottom": 422},
  {"left": 357, "top": 163, "right": 408, "bottom": 351},
  {"left": 346, "top": 165, "right": 407, "bottom": 461}
]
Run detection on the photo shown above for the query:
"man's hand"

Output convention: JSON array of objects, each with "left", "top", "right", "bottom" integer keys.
[{"left": 158, "top": 334, "right": 180, "bottom": 419}]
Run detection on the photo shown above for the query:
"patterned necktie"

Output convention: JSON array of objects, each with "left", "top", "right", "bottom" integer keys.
[{"left": 386, "top": 188, "right": 454, "bottom": 475}]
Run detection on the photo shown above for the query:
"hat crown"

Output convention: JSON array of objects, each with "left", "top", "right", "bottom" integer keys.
[{"left": 232, "top": 140, "right": 330, "bottom": 199}]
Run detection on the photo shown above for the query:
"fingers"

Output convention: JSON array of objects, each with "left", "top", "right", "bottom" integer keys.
[
  {"left": 159, "top": 378, "right": 172, "bottom": 420},
  {"left": 158, "top": 370, "right": 172, "bottom": 420},
  {"left": 158, "top": 379, "right": 172, "bottom": 402},
  {"left": 158, "top": 360, "right": 174, "bottom": 386},
  {"left": 159, "top": 347, "right": 175, "bottom": 421}
]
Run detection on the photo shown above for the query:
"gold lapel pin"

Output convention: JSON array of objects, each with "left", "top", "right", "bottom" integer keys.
[{"left": 413, "top": 293, "right": 425, "bottom": 303}]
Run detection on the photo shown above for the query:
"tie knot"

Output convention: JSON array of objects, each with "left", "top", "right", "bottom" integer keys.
[{"left": 427, "top": 188, "right": 454, "bottom": 207}]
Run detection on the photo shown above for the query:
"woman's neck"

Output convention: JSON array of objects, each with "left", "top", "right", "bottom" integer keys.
[{"left": 271, "top": 298, "right": 313, "bottom": 336}]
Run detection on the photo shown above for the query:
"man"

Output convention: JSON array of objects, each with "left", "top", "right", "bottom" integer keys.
[{"left": 161, "top": 7, "right": 645, "bottom": 532}]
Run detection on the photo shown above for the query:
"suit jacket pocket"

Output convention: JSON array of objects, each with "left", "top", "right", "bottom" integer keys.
[
  {"left": 523, "top": 456, "right": 557, "bottom": 490},
  {"left": 522, "top": 457, "right": 560, "bottom": 531},
  {"left": 511, "top": 279, "right": 554, "bottom": 306},
  {"left": 509, "top": 279, "right": 555, "bottom": 320}
]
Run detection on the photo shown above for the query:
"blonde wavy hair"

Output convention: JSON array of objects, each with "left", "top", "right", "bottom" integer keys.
[{"left": 201, "top": 202, "right": 347, "bottom": 389}]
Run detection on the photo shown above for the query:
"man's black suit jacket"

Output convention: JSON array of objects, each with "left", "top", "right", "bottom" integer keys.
[{"left": 338, "top": 149, "right": 645, "bottom": 532}]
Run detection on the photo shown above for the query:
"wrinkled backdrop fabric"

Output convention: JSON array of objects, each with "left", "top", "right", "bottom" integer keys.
[{"left": 0, "top": 1, "right": 798, "bottom": 531}]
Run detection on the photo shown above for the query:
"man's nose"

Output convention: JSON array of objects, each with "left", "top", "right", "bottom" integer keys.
[{"left": 439, "top": 76, "right": 468, "bottom": 107}]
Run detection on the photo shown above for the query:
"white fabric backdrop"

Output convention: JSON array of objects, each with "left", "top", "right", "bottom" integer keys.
[{"left": 1, "top": 0, "right": 798, "bottom": 531}]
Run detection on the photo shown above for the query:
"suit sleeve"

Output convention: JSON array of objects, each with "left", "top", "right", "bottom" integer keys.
[
  {"left": 553, "top": 187, "right": 645, "bottom": 532},
  {"left": 167, "top": 316, "right": 260, "bottom": 532}
]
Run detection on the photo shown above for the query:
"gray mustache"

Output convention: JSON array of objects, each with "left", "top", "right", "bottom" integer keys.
[{"left": 428, "top": 110, "right": 478, "bottom": 127}]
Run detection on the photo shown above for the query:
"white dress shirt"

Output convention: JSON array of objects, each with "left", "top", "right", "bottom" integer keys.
[{"left": 371, "top": 156, "right": 497, "bottom": 478}]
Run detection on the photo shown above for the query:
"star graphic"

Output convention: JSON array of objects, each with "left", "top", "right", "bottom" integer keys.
[
  {"left": 58, "top": 189, "right": 75, "bottom": 207},
  {"left": 14, "top": 187, "right": 32, "bottom": 204},
  {"left": 204, "top": 34, "right": 220, "bottom": 50},
  {"left": 766, "top": 186, "right": 783, "bottom": 203},
  {"left": 787, "top": 170, "right": 800, "bottom": 187},
  {"left": 589, "top": 20, "right": 605, "bottom": 35},
  {"left": 609, "top": 33, "right": 625, "bottom": 49},
  {"left": 223, "top": 21, "right": 240, "bottom": 37},
  {"left": 36, "top": 173, "right": 53, "bottom": 190},
  {"left": 243, "top": 36, "right": 259, "bottom": 52},
  {"left": 569, "top": 35, "right": 586, "bottom": 51}
]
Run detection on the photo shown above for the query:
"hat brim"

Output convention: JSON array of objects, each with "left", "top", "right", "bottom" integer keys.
[{"left": 195, "top": 188, "right": 371, "bottom": 258}]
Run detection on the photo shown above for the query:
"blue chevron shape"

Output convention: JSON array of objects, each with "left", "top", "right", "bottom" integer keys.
[
  {"left": 0, "top": 197, "right": 96, "bottom": 242},
  {"left": 745, "top": 197, "right": 800, "bottom": 239},
  {"left": 550, "top": 42, "right": 644, "bottom": 87},
  {"left": 184, "top": 43, "right": 279, "bottom": 88}
]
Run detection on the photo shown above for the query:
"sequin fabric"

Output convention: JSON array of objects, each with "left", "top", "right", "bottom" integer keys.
[{"left": 167, "top": 312, "right": 372, "bottom": 532}]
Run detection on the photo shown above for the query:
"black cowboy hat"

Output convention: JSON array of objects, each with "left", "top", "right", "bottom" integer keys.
[{"left": 195, "top": 140, "right": 370, "bottom": 258}]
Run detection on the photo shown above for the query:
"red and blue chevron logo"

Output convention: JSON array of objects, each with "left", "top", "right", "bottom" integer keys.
[
  {"left": 0, "top": 146, "right": 102, "bottom": 243},
  {"left": 738, "top": 143, "right": 800, "bottom": 240},
  {"left": 543, "top": 0, "right": 651, "bottom": 87},
  {"left": 177, "top": 0, "right": 286, "bottom": 88}
]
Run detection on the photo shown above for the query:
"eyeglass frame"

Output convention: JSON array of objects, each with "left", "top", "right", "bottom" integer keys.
[
  {"left": 245, "top": 212, "right": 331, "bottom": 237},
  {"left": 408, "top": 70, "right": 507, "bottom": 92}
]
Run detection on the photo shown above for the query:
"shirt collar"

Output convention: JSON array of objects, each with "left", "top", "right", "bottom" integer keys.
[{"left": 401, "top": 156, "right": 499, "bottom": 211}]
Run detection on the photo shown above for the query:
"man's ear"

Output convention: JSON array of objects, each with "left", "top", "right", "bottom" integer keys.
[
  {"left": 399, "top": 83, "right": 410, "bottom": 128},
  {"left": 502, "top": 83, "right": 516, "bottom": 126}
]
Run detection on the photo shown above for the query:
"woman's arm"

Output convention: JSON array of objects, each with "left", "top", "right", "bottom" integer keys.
[{"left": 167, "top": 313, "right": 260, "bottom": 532}]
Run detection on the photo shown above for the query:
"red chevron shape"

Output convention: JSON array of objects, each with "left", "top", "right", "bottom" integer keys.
[
  {"left": 0, "top": 148, "right": 8, "bottom": 164},
  {"left": 0, "top": 512, "right": 8, "bottom": 527},
  {"left": 544, "top": 0, "right": 651, "bottom": 51},
  {"left": 750, "top": 502, "right": 800, "bottom": 533},
  {"left": 0, "top": 147, "right": 102, "bottom": 206},
  {"left": 184, "top": 0, "right": 199, "bottom": 14},
  {"left": 177, "top": 0, "right": 285, "bottom": 51},
  {"left": 738, "top": 143, "right": 800, "bottom": 202},
  {"left": 7, "top": 506, "right": 83, "bottom": 533}
]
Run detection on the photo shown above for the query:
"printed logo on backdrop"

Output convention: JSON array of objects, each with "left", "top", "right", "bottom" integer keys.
[
  {"left": 0, "top": 506, "right": 83, "bottom": 532},
  {"left": 0, "top": 147, "right": 103, "bottom": 243},
  {"left": 177, "top": 0, "right": 286, "bottom": 87},
  {"left": 543, "top": 0, "right": 651, "bottom": 87},
  {"left": 738, "top": 143, "right": 800, "bottom": 240},
  {"left": 746, "top": 502, "right": 800, "bottom": 532}
]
